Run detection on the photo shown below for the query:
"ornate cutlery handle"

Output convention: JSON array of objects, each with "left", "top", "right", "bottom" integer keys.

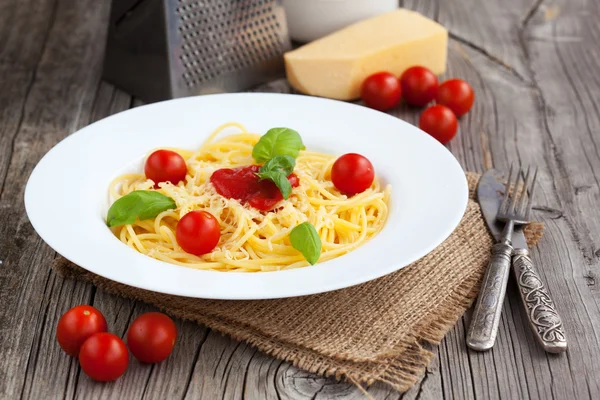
[
  {"left": 512, "top": 249, "right": 567, "bottom": 353},
  {"left": 467, "top": 242, "right": 513, "bottom": 351}
]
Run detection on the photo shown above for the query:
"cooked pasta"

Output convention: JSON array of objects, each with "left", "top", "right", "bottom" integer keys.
[{"left": 109, "top": 122, "right": 391, "bottom": 272}]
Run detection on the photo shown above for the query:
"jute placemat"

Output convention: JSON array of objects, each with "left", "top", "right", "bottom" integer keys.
[{"left": 52, "top": 173, "right": 543, "bottom": 392}]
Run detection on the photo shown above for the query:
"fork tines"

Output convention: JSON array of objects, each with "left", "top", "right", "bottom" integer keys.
[{"left": 499, "top": 164, "right": 538, "bottom": 223}]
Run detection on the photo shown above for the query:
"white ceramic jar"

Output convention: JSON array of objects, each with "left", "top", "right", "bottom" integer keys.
[{"left": 282, "top": 0, "right": 398, "bottom": 43}]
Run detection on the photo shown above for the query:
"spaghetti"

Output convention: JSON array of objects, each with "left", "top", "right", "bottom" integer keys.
[{"left": 109, "top": 123, "right": 391, "bottom": 272}]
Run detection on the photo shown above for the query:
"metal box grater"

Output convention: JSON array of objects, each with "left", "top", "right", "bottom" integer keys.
[{"left": 103, "top": 0, "right": 292, "bottom": 103}]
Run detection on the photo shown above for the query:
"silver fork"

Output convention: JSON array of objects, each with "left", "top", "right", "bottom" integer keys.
[{"left": 466, "top": 165, "right": 537, "bottom": 351}]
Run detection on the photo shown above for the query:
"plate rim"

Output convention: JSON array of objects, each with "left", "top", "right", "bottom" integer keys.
[{"left": 24, "top": 92, "right": 468, "bottom": 299}]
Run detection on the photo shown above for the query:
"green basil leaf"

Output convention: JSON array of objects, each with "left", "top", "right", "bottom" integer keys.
[
  {"left": 257, "top": 170, "right": 293, "bottom": 199},
  {"left": 252, "top": 128, "right": 306, "bottom": 163},
  {"left": 259, "top": 155, "right": 296, "bottom": 176},
  {"left": 107, "top": 190, "right": 176, "bottom": 227},
  {"left": 290, "top": 222, "right": 322, "bottom": 265},
  {"left": 256, "top": 155, "right": 296, "bottom": 200}
]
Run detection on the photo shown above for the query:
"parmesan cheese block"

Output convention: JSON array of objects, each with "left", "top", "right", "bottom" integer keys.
[{"left": 284, "top": 9, "right": 448, "bottom": 100}]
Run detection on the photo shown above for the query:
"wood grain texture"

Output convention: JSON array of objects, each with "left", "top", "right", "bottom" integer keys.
[
  {"left": 0, "top": 0, "right": 109, "bottom": 398},
  {"left": 1, "top": 0, "right": 599, "bottom": 398}
]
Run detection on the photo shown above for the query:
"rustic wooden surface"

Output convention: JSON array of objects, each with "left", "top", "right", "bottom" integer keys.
[{"left": 1, "top": 0, "right": 599, "bottom": 398}]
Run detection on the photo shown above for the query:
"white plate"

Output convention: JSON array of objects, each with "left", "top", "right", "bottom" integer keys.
[{"left": 25, "top": 93, "right": 468, "bottom": 300}]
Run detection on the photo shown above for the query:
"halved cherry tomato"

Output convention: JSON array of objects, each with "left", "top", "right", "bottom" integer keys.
[
  {"left": 79, "top": 332, "right": 129, "bottom": 382},
  {"left": 360, "top": 72, "right": 402, "bottom": 111},
  {"left": 419, "top": 105, "right": 458, "bottom": 144},
  {"left": 127, "top": 312, "right": 177, "bottom": 363},
  {"left": 436, "top": 79, "right": 474, "bottom": 117},
  {"left": 331, "top": 153, "right": 374, "bottom": 195},
  {"left": 176, "top": 210, "right": 221, "bottom": 255},
  {"left": 144, "top": 150, "right": 187, "bottom": 186},
  {"left": 400, "top": 66, "right": 439, "bottom": 107},
  {"left": 56, "top": 305, "right": 108, "bottom": 356}
]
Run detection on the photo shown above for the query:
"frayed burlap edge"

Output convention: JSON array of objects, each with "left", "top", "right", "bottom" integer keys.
[
  {"left": 54, "top": 256, "right": 438, "bottom": 390},
  {"left": 51, "top": 172, "right": 544, "bottom": 393}
]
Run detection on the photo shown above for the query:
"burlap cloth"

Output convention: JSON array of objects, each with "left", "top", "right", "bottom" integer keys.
[{"left": 52, "top": 173, "right": 543, "bottom": 393}]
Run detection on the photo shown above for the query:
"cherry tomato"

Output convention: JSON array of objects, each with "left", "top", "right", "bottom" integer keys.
[
  {"left": 144, "top": 150, "right": 187, "bottom": 186},
  {"left": 56, "top": 305, "right": 108, "bottom": 356},
  {"left": 79, "top": 333, "right": 129, "bottom": 382},
  {"left": 360, "top": 72, "right": 402, "bottom": 111},
  {"left": 127, "top": 312, "right": 177, "bottom": 363},
  {"left": 331, "top": 153, "right": 375, "bottom": 195},
  {"left": 419, "top": 105, "right": 458, "bottom": 144},
  {"left": 400, "top": 66, "right": 439, "bottom": 107},
  {"left": 176, "top": 210, "right": 221, "bottom": 255},
  {"left": 436, "top": 79, "right": 474, "bottom": 117}
]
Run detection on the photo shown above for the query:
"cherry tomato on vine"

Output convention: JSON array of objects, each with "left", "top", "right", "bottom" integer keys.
[
  {"left": 144, "top": 150, "right": 187, "bottom": 186},
  {"left": 56, "top": 305, "right": 108, "bottom": 356},
  {"left": 79, "top": 333, "right": 129, "bottom": 382},
  {"left": 419, "top": 105, "right": 458, "bottom": 144},
  {"left": 400, "top": 66, "right": 439, "bottom": 107},
  {"left": 436, "top": 79, "right": 474, "bottom": 117},
  {"left": 331, "top": 153, "right": 375, "bottom": 195},
  {"left": 360, "top": 72, "right": 402, "bottom": 111},
  {"left": 176, "top": 210, "right": 221, "bottom": 255},
  {"left": 127, "top": 312, "right": 177, "bottom": 363}
]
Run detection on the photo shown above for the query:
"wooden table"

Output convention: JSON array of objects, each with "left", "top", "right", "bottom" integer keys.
[{"left": 2, "top": 0, "right": 599, "bottom": 398}]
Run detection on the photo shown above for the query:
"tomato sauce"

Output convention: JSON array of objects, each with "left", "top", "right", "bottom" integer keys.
[{"left": 210, "top": 165, "right": 299, "bottom": 211}]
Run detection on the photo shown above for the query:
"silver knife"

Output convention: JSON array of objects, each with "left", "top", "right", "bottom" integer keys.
[
  {"left": 477, "top": 169, "right": 567, "bottom": 353},
  {"left": 467, "top": 169, "right": 513, "bottom": 351}
]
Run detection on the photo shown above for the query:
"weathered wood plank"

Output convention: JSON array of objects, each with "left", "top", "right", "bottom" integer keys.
[
  {"left": 523, "top": 0, "right": 600, "bottom": 398},
  {"left": 17, "top": 84, "right": 133, "bottom": 400},
  {"left": 71, "top": 295, "right": 210, "bottom": 400},
  {"left": 0, "top": 0, "right": 57, "bottom": 69},
  {"left": 139, "top": 322, "right": 210, "bottom": 400},
  {"left": 0, "top": 0, "right": 57, "bottom": 209},
  {"left": 447, "top": 46, "right": 560, "bottom": 400},
  {"left": 399, "top": 2, "right": 551, "bottom": 399},
  {"left": 244, "top": 351, "right": 285, "bottom": 400},
  {"left": 0, "top": 0, "right": 110, "bottom": 398},
  {"left": 399, "top": 343, "right": 443, "bottom": 400},
  {"left": 20, "top": 269, "right": 95, "bottom": 400},
  {"left": 407, "top": 1, "right": 600, "bottom": 399},
  {"left": 181, "top": 331, "right": 256, "bottom": 399},
  {"left": 2, "top": 0, "right": 600, "bottom": 399},
  {"left": 17, "top": 78, "right": 216, "bottom": 400}
]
